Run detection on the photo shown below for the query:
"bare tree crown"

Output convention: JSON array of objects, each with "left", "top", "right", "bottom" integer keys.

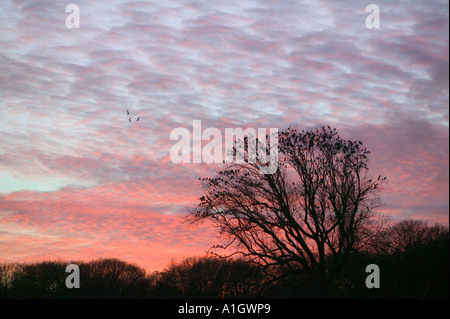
[{"left": 190, "top": 126, "right": 387, "bottom": 286}]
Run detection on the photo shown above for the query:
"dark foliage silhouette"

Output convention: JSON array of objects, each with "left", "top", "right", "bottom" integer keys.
[
  {"left": 2, "top": 260, "right": 70, "bottom": 298},
  {"left": 1, "top": 258, "right": 151, "bottom": 299},
  {"left": 150, "top": 256, "right": 263, "bottom": 298},
  {"left": 77, "top": 258, "right": 151, "bottom": 298},
  {"left": 0, "top": 225, "right": 448, "bottom": 299},
  {"left": 189, "top": 126, "right": 387, "bottom": 295},
  {"left": 333, "top": 220, "right": 449, "bottom": 298}
]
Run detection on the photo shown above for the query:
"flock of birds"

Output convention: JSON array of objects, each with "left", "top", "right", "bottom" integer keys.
[{"left": 126, "top": 109, "right": 139, "bottom": 123}]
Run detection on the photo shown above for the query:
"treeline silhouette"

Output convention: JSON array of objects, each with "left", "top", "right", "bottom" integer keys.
[{"left": 1, "top": 219, "right": 448, "bottom": 299}]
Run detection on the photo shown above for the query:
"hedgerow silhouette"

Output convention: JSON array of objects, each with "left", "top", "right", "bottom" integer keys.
[{"left": 0, "top": 220, "right": 448, "bottom": 299}]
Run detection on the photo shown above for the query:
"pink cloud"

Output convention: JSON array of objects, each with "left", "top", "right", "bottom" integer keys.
[{"left": 0, "top": 178, "right": 219, "bottom": 271}]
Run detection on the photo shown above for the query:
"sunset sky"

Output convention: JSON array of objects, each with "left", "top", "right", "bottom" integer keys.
[{"left": 0, "top": 0, "right": 448, "bottom": 271}]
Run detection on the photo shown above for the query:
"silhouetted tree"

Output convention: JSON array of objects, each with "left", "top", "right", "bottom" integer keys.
[
  {"left": 1, "top": 258, "right": 151, "bottom": 298},
  {"left": 374, "top": 220, "right": 448, "bottom": 254},
  {"left": 189, "top": 126, "right": 387, "bottom": 295},
  {"left": 337, "top": 220, "right": 449, "bottom": 298},
  {"left": 79, "top": 258, "right": 151, "bottom": 298},
  {"left": 6, "top": 260, "right": 70, "bottom": 298},
  {"left": 374, "top": 220, "right": 449, "bottom": 298},
  {"left": 0, "top": 263, "right": 18, "bottom": 298},
  {"left": 152, "top": 256, "right": 263, "bottom": 298}
]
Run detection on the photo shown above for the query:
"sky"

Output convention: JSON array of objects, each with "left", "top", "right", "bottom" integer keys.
[{"left": 0, "top": 0, "right": 448, "bottom": 272}]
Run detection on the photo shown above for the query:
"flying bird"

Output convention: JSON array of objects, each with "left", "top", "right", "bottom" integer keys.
[{"left": 125, "top": 108, "right": 140, "bottom": 124}]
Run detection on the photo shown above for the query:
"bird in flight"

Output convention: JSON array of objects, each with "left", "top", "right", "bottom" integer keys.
[{"left": 126, "top": 109, "right": 140, "bottom": 123}]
